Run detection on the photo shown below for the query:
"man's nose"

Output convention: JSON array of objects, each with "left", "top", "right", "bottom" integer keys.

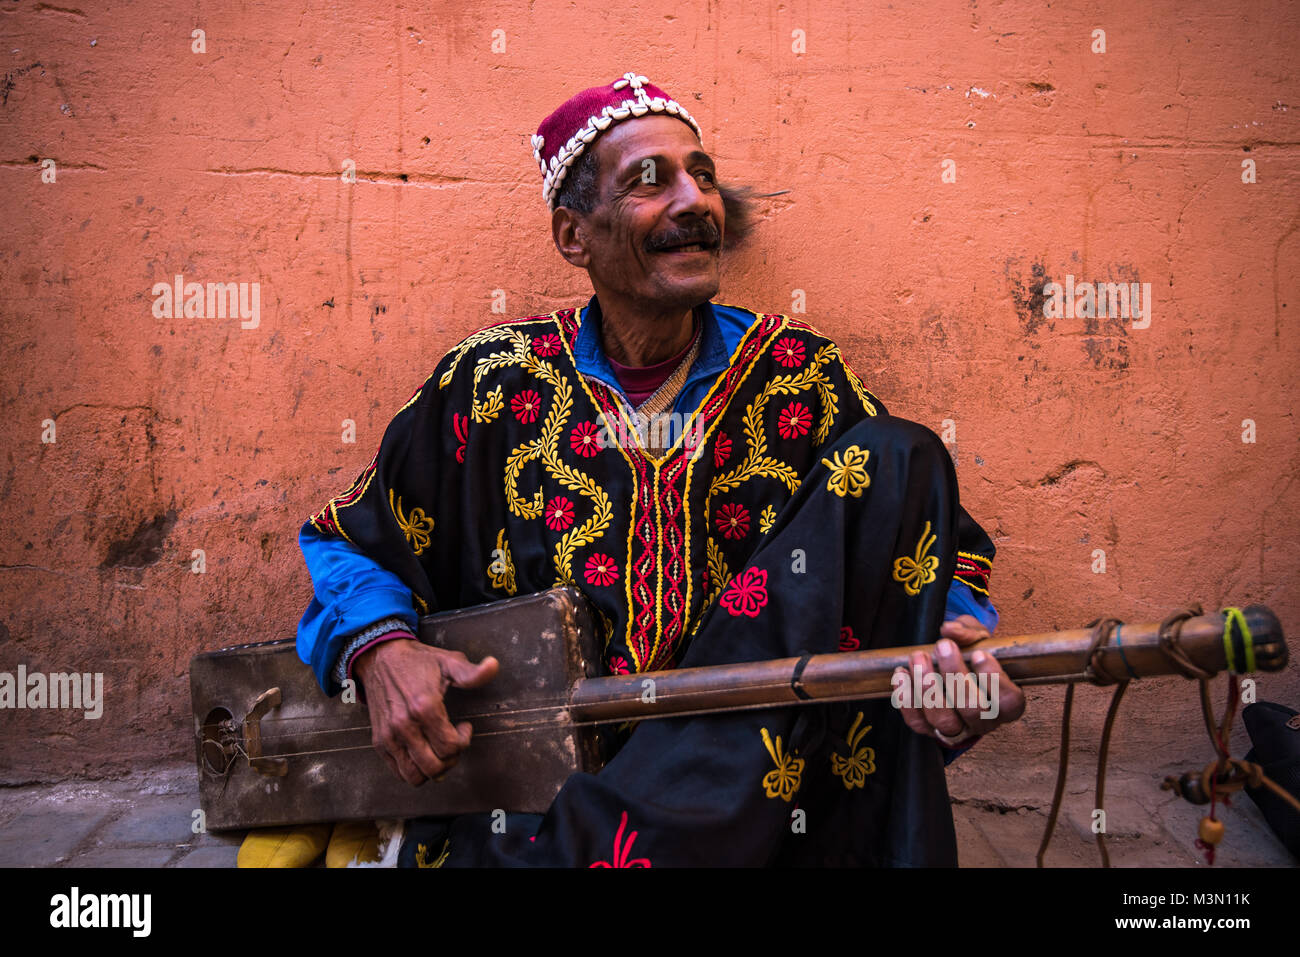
[{"left": 666, "top": 168, "right": 712, "bottom": 217}]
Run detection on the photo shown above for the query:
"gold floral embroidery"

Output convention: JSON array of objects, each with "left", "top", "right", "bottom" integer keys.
[
  {"left": 440, "top": 322, "right": 612, "bottom": 581},
  {"left": 839, "top": 356, "right": 880, "bottom": 417},
  {"left": 830, "top": 711, "right": 877, "bottom": 789},
  {"left": 893, "top": 520, "right": 939, "bottom": 596},
  {"left": 708, "top": 342, "right": 846, "bottom": 508},
  {"left": 415, "top": 839, "right": 450, "bottom": 868},
  {"left": 820, "top": 445, "right": 871, "bottom": 498},
  {"left": 390, "top": 489, "right": 434, "bottom": 555},
  {"left": 695, "top": 337, "right": 855, "bottom": 641},
  {"left": 488, "top": 528, "right": 517, "bottom": 594},
  {"left": 758, "top": 504, "right": 776, "bottom": 534},
  {"left": 760, "top": 727, "right": 803, "bottom": 802},
  {"left": 695, "top": 537, "right": 734, "bottom": 622},
  {"left": 472, "top": 384, "right": 505, "bottom": 423}
]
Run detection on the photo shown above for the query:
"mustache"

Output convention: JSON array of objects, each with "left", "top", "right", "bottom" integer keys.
[{"left": 644, "top": 219, "right": 722, "bottom": 253}]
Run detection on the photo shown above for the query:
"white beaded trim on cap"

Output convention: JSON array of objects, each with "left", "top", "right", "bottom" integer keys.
[{"left": 534, "top": 72, "right": 703, "bottom": 210}]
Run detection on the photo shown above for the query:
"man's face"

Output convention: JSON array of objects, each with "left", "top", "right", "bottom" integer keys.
[{"left": 578, "top": 115, "right": 725, "bottom": 311}]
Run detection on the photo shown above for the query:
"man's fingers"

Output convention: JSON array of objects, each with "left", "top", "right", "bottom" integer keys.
[
  {"left": 968, "top": 648, "right": 1026, "bottom": 727},
  {"left": 892, "top": 668, "right": 934, "bottom": 737},
  {"left": 934, "top": 638, "right": 991, "bottom": 732},
  {"left": 443, "top": 654, "right": 500, "bottom": 690},
  {"left": 923, "top": 642, "right": 969, "bottom": 737},
  {"left": 361, "top": 645, "right": 485, "bottom": 785},
  {"left": 397, "top": 721, "right": 454, "bottom": 781},
  {"left": 384, "top": 740, "right": 429, "bottom": 787},
  {"left": 907, "top": 648, "right": 966, "bottom": 739},
  {"left": 375, "top": 744, "right": 408, "bottom": 785},
  {"left": 893, "top": 627, "right": 1024, "bottom": 745},
  {"left": 939, "top": 615, "right": 990, "bottom": 648},
  {"left": 409, "top": 690, "right": 473, "bottom": 763}
]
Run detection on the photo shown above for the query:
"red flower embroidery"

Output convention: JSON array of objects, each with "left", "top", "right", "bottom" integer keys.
[
  {"left": 608, "top": 656, "right": 630, "bottom": 675},
  {"left": 839, "top": 626, "right": 859, "bottom": 651},
  {"left": 585, "top": 553, "right": 619, "bottom": 587},
  {"left": 713, "top": 432, "right": 732, "bottom": 468},
  {"left": 532, "top": 333, "right": 562, "bottom": 357},
  {"left": 778, "top": 401, "right": 812, "bottom": 440},
  {"left": 720, "top": 567, "right": 768, "bottom": 618},
  {"left": 570, "top": 421, "right": 601, "bottom": 457},
  {"left": 544, "top": 496, "right": 575, "bottom": 531},
  {"left": 589, "top": 811, "right": 651, "bottom": 868},
  {"left": 773, "top": 336, "right": 806, "bottom": 368},
  {"left": 511, "top": 389, "right": 541, "bottom": 423},
  {"left": 715, "top": 502, "right": 751, "bottom": 540},
  {"left": 452, "top": 413, "right": 469, "bottom": 464}
]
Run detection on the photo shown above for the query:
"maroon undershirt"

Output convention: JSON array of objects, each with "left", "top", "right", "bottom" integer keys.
[{"left": 606, "top": 316, "right": 701, "bottom": 406}]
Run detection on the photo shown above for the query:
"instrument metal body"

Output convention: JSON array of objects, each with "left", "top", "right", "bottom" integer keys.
[{"left": 192, "top": 588, "right": 601, "bottom": 830}]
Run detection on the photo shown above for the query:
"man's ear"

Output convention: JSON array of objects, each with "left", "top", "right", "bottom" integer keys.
[{"left": 552, "top": 207, "right": 592, "bottom": 268}]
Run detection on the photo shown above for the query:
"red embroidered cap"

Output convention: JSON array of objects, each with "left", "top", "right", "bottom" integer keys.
[{"left": 532, "top": 71, "right": 703, "bottom": 211}]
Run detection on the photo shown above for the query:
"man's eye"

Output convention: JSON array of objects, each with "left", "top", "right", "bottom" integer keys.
[{"left": 696, "top": 170, "right": 717, "bottom": 186}]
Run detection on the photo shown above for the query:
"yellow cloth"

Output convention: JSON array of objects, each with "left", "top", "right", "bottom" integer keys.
[
  {"left": 325, "top": 821, "right": 383, "bottom": 868},
  {"left": 236, "top": 823, "right": 332, "bottom": 868}
]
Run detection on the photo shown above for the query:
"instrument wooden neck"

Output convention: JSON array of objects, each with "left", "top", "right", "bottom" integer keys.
[{"left": 567, "top": 608, "right": 1286, "bottom": 724}]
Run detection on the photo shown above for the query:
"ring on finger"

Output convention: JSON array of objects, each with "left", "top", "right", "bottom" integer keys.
[{"left": 933, "top": 722, "right": 973, "bottom": 747}]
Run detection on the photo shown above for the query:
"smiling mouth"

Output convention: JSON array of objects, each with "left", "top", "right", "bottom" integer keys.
[{"left": 655, "top": 242, "right": 717, "bottom": 254}]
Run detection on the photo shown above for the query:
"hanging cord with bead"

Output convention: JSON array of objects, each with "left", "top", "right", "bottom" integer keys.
[
  {"left": 1034, "top": 604, "right": 1300, "bottom": 867},
  {"left": 1160, "top": 607, "right": 1300, "bottom": 864}
]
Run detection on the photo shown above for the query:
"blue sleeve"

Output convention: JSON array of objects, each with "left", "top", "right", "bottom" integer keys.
[
  {"left": 943, "top": 578, "right": 999, "bottom": 633},
  {"left": 940, "top": 579, "right": 999, "bottom": 766},
  {"left": 296, "top": 521, "right": 420, "bottom": 696}
]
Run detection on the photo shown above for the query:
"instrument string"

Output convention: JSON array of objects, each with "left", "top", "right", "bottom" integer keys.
[
  {"left": 241, "top": 685, "right": 948, "bottom": 760},
  {"left": 248, "top": 673, "right": 907, "bottom": 745}
]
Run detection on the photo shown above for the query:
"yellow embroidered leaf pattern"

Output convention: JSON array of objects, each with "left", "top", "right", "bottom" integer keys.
[
  {"left": 830, "top": 711, "right": 877, "bottom": 789},
  {"left": 487, "top": 528, "right": 517, "bottom": 595},
  {"left": 758, "top": 504, "right": 776, "bottom": 534},
  {"left": 820, "top": 445, "right": 871, "bottom": 498},
  {"left": 518, "top": 359, "right": 611, "bottom": 587},
  {"left": 760, "top": 727, "right": 804, "bottom": 802},
  {"left": 707, "top": 344, "right": 843, "bottom": 505},
  {"left": 472, "top": 383, "right": 504, "bottom": 423},
  {"left": 893, "top": 520, "right": 939, "bottom": 596},
  {"left": 690, "top": 536, "right": 733, "bottom": 631},
  {"left": 389, "top": 489, "right": 434, "bottom": 555},
  {"left": 439, "top": 323, "right": 611, "bottom": 582},
  {"left": 415, "top": 839, "right": 450, "bottom": 868},
  {"left": 704, "top": 339, "right": 846, "bottom": 539},
  {"left": 504, "top": 436, "right": 546, "bottom": 520},
  {"left": 439, "top": 322, "right": 540, "bottom": 389},
  {"left": 839, "top": 353, "right": 880, "bottom": 417}
]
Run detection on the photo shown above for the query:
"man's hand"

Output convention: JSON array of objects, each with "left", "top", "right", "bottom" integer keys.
[
  {"left": 352, "top": 638, "right": 500, "bottom": 786},
  {"left": 892, "top": 614, "right": 1025, "bottom": 747}
]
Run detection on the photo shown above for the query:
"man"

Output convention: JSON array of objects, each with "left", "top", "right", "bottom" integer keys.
[{"left": 293, "top": 71, "right": 1024, "bottom": 866}]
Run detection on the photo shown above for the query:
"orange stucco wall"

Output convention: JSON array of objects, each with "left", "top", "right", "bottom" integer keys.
[{"left": 1, "top": 1, "right": 1296, "bottom": 782}]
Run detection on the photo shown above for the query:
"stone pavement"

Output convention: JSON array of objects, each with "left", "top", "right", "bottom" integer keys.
[
  {"left": 0, "top": 760, "right": 1293, "bottom": 867},
  {"left": 946, "top": 754, "right": 1297, "bottom": 867}
]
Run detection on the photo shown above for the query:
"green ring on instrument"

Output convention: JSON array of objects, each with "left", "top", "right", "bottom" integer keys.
[
  {"left": 1113, "top": 624, "right": 1138, "bottom": 679},
  {"left": 1222, "top": 607, "right": 1255, "bottom": 674}
]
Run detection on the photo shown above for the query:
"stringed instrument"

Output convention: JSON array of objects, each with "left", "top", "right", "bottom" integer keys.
[{"left": 190, "top": 587, "right": 1289, "bottom": 831}]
